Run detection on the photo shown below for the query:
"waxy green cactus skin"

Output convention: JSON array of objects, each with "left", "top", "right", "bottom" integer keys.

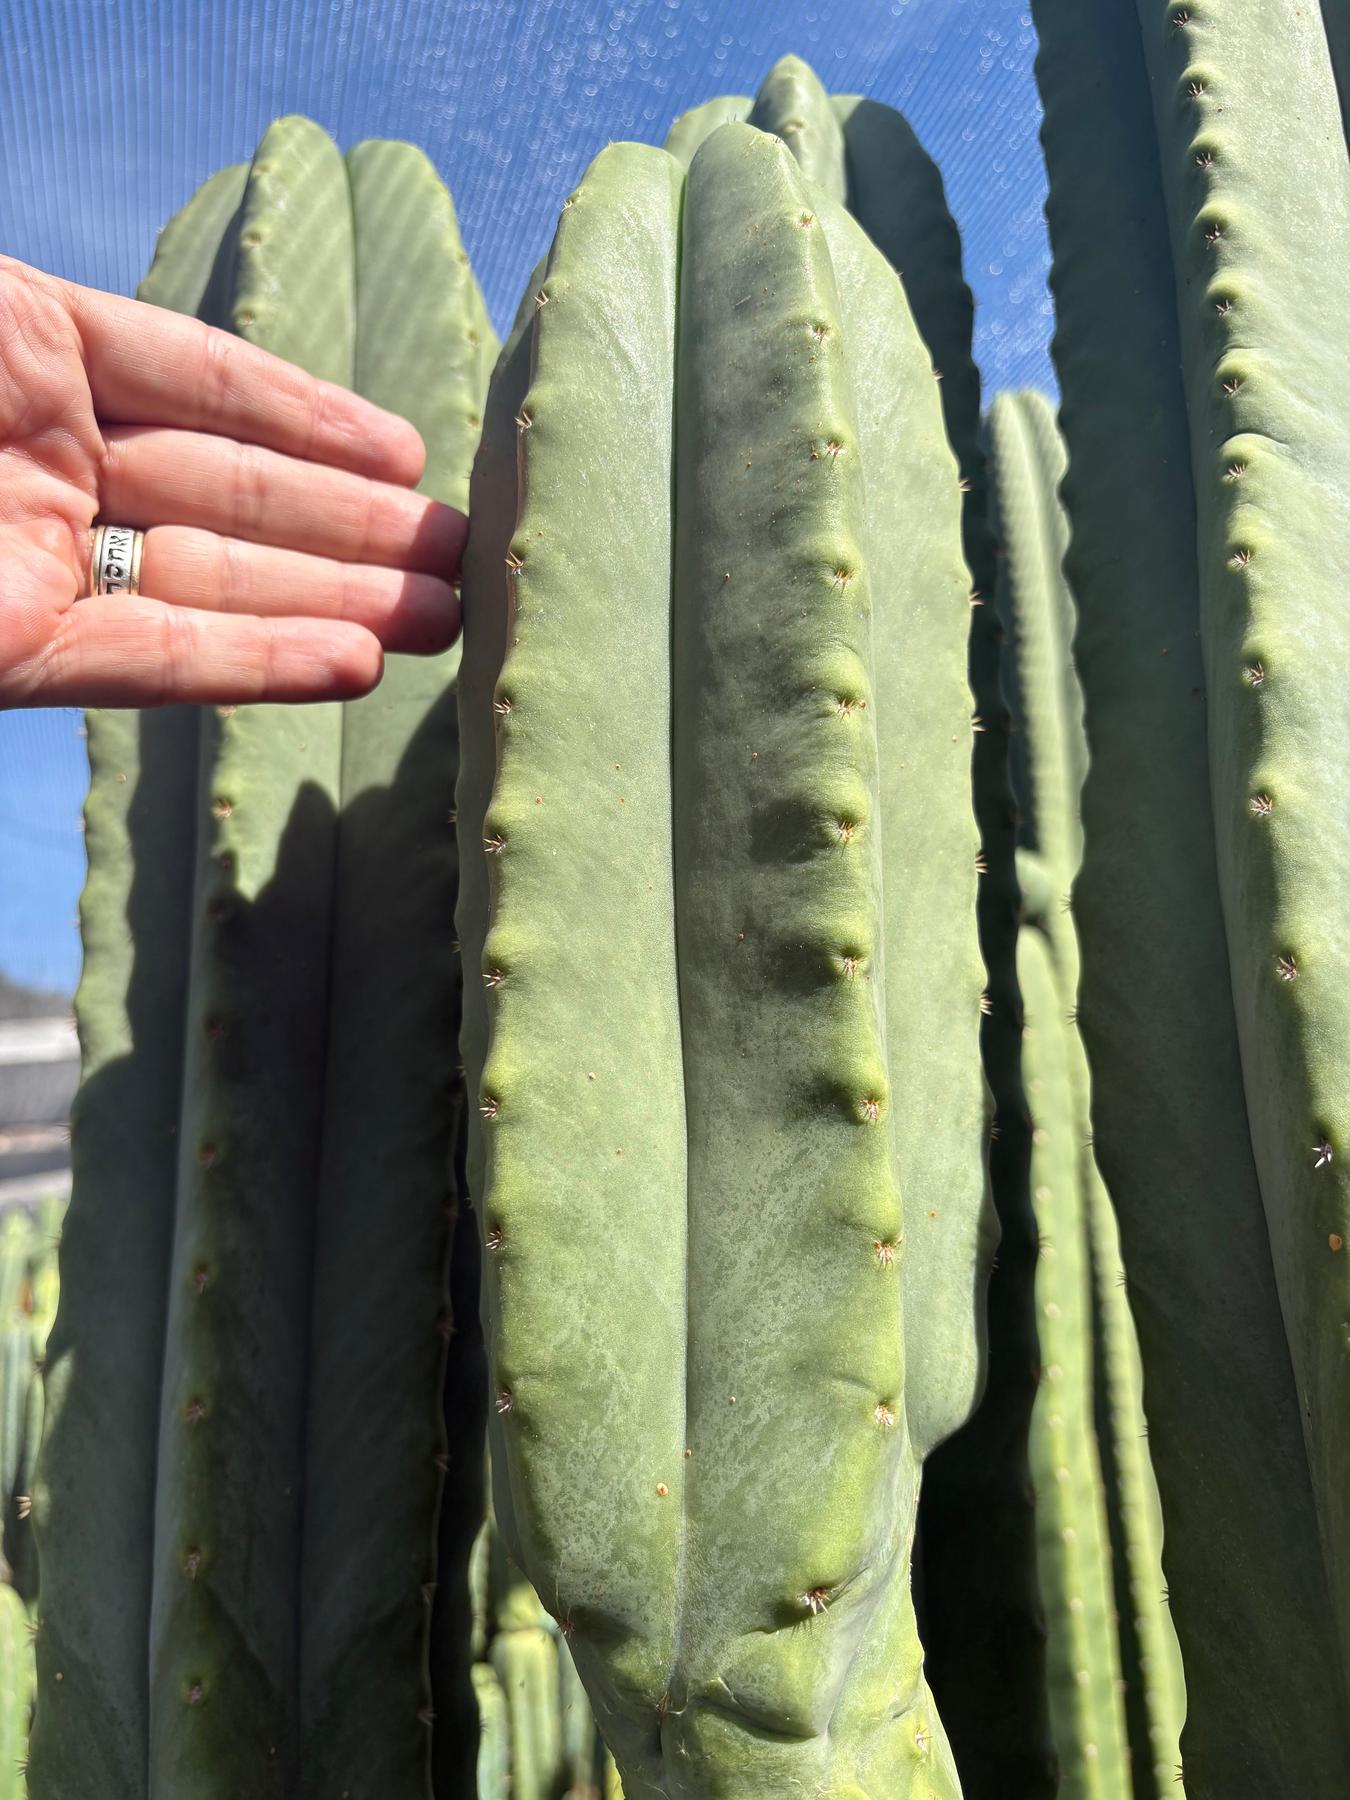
[
  {"left": 994, "top": 395, "right": 1186, "bottom": 1796},
  {"left": 1137, "top": 0, "right": 1350, "bottom": 1701},
  {"left": 663, "top": 95, "right": 751, "bottom": 166},
  {"left": 1032, "top": 1, "right": 1350, "bottom": 1790},
  {"left": 665, "top": 46, "right": 997, "bottom": 1487},
  {"left": 458, "top": 139, "right": 689, "bottom": 1788},
  {"left": 459, "top": 120, "right": 981, "bottom": 1799}
]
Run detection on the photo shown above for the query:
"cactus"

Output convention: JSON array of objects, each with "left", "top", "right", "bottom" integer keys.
[
  {"left": 1031, "top": 1, "right": 1350, "bottom": 1791},
  {"left": 464, "top": 1490, "right": 608, "bottom": 1798},
  {"left": 1, "top": 1200, "right": 61, "bottom": 1608},
  {"left": 32, "top": 120, "right": 491, "bottom": 1797},
  {"left": 0, "top": 1216, "right": 32, "bottom": 1526},
  {"left": 457, "top": 118, "right": 985, "bottom": 1797},
  {"left": 1135, "top": 0, "right": 1350, "bottom": 1701},
  {"left": 990, "top": 389, "right": 1187, "bottom": 1796},
  {"left": 0, "top": 1582, "right": 32, "bottom": 1798},
  {"left": 1015, "top": 912, "right": 1130, "bottom": 1798},
  {"left": 664, "top": 66, "right": 1052, "bottom": 1787},
  {"left": 31, "top": 28, "right": 1350, "bottom": 1800}
]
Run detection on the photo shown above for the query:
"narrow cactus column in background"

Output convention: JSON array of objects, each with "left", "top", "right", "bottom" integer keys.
[
  {"left": 989, "top": 387, "right": 1185, "bottom": 1798},
  {"left": 747, "top": 54, "right": 847, "bottom": 201},
  {"left": 1015, "top": 913, "right": 1130, "bottom": 1800},
  {"left": 0, "top": 1584, "right": 32, "bottom": 1799}
]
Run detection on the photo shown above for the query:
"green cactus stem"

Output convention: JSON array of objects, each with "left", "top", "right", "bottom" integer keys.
[
  {"left": 1135, "top": 0, "right": 1350, "bottom": 1707},
  {"left": 1031, "top": 0, "right": 1350, "bottom": 1789},
  {"left": 459, "top": 118, "right": 983, "bottom": 1798}
]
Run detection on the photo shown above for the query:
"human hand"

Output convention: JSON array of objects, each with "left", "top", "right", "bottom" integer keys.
[{"left": 0, "top": 253, "right": 467, "bottom": 708}]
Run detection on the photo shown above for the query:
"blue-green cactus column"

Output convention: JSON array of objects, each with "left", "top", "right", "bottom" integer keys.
[
  {"left": 1134, "top": 0, "right": 1350, "bottom": 1706},
  {"left": 460, "top": 117, "right": 983, "bottom": 1798},
  {"left": 1032, "top": 0, "right": 1350, "bottom": 1789}
]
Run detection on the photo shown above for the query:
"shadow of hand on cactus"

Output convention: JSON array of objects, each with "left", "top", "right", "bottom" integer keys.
[{"left": 35, "top": 678, "right": 487, "bottom": 1794}]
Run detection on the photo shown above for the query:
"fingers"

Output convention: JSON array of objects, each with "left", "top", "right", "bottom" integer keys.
[
  {"left": 99, "top": 426, "right": 466, "bottom": 577},
  {"left": 68, "top": 280, "right": 426, "bottom": 485},
  {"left": 27, "top": 597, "right": 383, "bottom": 708},
  {"left": 132, "top": 525, "right": 461, "bottom": 654}
]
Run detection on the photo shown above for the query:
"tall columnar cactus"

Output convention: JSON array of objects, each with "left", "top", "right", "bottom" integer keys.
[
  {"left": 989, "top": 390, "right": 1187, "bottom": 1797},
  {"left": 1136, "top": 0, "right": 1350, "bottom": 1691},
  {"left": 674, "top": 57, "right": 1044, "bottom": 1792},
  {"left": 1031, "top": 1, "right": 1350, "bottom": 1792},
  {"left": 663, "top": 94, "right": 1041, "bottom": 1771},
  {"left": 32, "top": 120, "right": 491, "bottom": 1798},
  {"left": 457, "top": 118, "right": 987, "bottom": 1798}
]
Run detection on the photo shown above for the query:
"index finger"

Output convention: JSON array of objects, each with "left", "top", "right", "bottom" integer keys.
[{"left": 68, "top": 281, "right": 427, "bottom": 486}]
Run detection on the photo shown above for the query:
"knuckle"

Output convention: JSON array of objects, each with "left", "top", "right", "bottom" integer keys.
[
  {"left": 198, "top": 325, "right": 238, "bottom": 414},
  {"left": 231, "top": 441, "right": 267, "bottom": 539},
  {"left": 218, "top": 533, "right": 251, "bottom": 613}
]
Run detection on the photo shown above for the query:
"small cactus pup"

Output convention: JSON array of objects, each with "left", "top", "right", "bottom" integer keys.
[
  {"left": 458, "top": 119, "right": 984, "bottom": 1797},
  {"left": 1032, "top": 0, "right": 1350, "bottom": 1791},
  {"left": 31, "top": 118, "right": 492, "bottom": 1799}
]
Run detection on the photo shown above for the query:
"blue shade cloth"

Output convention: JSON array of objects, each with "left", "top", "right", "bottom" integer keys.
[{"left": 0, "top": 0, "right": 1052, "bottom": 997}]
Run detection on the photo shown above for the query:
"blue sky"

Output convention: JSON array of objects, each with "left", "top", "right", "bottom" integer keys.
[{"left": 0, "top": 0, "right": 1052, "bottom": 995}]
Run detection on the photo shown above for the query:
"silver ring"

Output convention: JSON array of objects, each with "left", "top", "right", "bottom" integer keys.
[{"left": 88, "top": 524, "right": 145, "bottom": 598}]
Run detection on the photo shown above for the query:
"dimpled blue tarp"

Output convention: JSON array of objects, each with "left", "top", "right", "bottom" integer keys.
[{"left": 0, "top": 0, "right": 1051, "bottom": 995}]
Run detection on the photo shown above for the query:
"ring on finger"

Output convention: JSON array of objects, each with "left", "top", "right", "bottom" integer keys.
[{"left": 87, "top": 523, "right": 146, "bottom": 598}]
